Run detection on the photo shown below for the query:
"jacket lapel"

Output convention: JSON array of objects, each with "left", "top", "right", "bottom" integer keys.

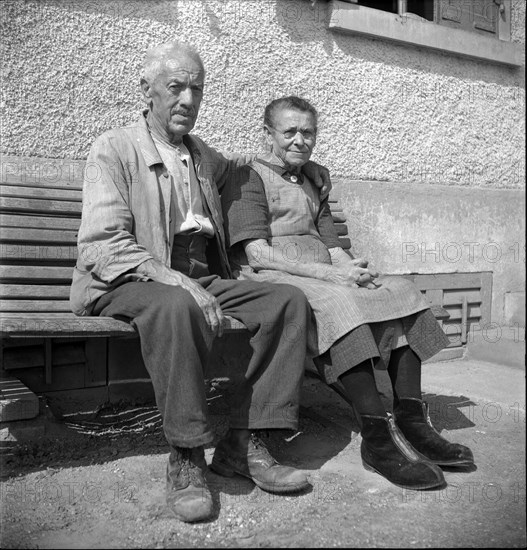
[{"left": 136, "top": 113, "right": 172, "bottom": 248}]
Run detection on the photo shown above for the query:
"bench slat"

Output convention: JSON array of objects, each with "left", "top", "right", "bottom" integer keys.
[
  {"left": 339, "top": 237, "right": 351, "bottom": 250},
  {"left": 0, "top": 214, "right": 81, "bottom": 230},
  {"left": 0, "top": 228, "right": 78, "bottom": 244},
  {"left": 334, "top": 223, "right": 348, "bottom": 236},
  {"left": 430, "top": 304, "right": 450, "bottom": 320},
  {"left": 0, "top": 184, "right": 82, "bottom": 201},
  {"left": 0, "top": 300, "right": 73, "bottom": 312},
  {"left": 0, "top": 196, "right": 81, "bottom": 215},
  {"left": 330, "top": 210, "right": 346, "bottom": 223},
  {"left": 0, "top": 284, "right": 71, "bottom": 299},
  {"left": 1, "top": 155, "right": 85, "bottom": 187},
  {"left": 0, "top": 313, "right": 245, "bottom": 337},
  {"left": 0, "top": 244, "right": 78, "bottom": 262},
  {"left": 0, "top": 265, "right": 73, "bottom": 281},
  {"left": 0, "top": 314, "right": 135, "bottom": 337},
  {"left": 1, "top": 176, "right": 83, "bottom": 191}
]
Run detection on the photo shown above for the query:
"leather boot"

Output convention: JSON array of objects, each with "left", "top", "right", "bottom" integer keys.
[
  {"left": 166, "top": 445, "right": 213, "bottom": 523},
  {"left": 360, "top": 413, "right": 445, "bottom": 490},
  {"left": 211, "top": 429, "right": 310, "bottom": 494},
  {"left": 394, "top": 398, "right": 474, "bottom": 467}
]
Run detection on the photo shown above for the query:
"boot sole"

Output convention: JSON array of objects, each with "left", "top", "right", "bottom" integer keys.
[
  {"left": 166, "top": 490, "right": 214, "bottom": 523},
  {"left": 362, "top": 459, "right": 445, "bottom": 490},
  {"left": 432, "top": 458, "right": 475, "bottom": 467},
  {"left": 210, "top": 459, "right": 310, "bottom": 494},
  {"left": 168, "top": 506, "right": 214, "bottom": 523}
]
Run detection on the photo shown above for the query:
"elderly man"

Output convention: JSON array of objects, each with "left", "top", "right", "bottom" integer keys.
[{"left": 70, "top": 42, "right": 328, "bottom": 523}]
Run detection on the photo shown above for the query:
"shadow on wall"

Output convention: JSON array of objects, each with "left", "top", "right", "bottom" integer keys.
[
  {"left": 274, "top": 0, "right": 523, "bottom": 88},
  {"left": 45, "top": 0, "right": 523, "bottom": 89},
  {"left": 57, "top": 0, "right": 221, "bottom": 40}
]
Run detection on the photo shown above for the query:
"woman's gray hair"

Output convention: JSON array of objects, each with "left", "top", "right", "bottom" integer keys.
[
  {"left": 264, "top": 96, "right": 318, "bottom": 129},
  {"left": 142, "top": 41, "right": 204, "bottom": 83}
]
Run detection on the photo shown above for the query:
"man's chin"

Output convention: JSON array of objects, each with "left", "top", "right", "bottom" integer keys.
[{"left": 168, "top": 121, "right": 194, "bottom": 139}]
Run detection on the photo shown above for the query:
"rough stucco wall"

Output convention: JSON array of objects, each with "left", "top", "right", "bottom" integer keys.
[{"left": 1, "top": 0, "right": 525, "bottom": 188}]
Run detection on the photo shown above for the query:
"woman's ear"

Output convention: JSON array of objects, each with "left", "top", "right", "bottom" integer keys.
[{"left": 263, "top": 125, "right": 274, "bottom": 148}]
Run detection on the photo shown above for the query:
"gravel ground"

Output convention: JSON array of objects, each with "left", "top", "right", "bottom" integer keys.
[{"left": 1, "top": 374, "right": 525, "bottom": 548}]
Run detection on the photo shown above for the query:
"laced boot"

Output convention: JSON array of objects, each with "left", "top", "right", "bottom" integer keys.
[
  {"left": 211, "top": 429, "right": 310, "bottom": 494},
  {"left": 394, "top": 397, "right": 474, "bottom": 467},
  {"left": 166, "top": 445, "right": 213, "bottom": 522},
  {"left": 360, "top": 413, "right": 445, "bottom": 490}
]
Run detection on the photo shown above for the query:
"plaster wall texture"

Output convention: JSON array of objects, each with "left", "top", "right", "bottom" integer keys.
[
  {"left": 1, "top": 0, "right": 525, "bottom": 325},
  {"left": 333, "top": 179, "right": 525, "bottom": 326},
  {"left": 1, "top": 0, "right": 525, "bottom": 188}
]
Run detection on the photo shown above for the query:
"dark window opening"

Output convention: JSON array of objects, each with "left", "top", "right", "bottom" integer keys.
[
  {"left": 356, "top": 0, "right": 397, "bottom": 14},
  {"left": 406, "top": 0, "right": 434, "bottom": 21}
]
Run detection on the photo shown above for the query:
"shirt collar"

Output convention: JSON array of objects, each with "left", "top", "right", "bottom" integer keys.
[
  {"left": 137, "top": 109, "right": 201, "bottom": 167},
  {"left": 255, "top": 152, "right": 305, "bottom": 184}
]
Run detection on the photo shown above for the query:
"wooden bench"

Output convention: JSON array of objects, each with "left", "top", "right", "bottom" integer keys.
[
  {"left": 0, "top": 157, "right": 351, "bottom": 335},
  {"left": 0, "top": 156, "right": 448, "bottom": 414},
  {"left": 0, "top": 156, "right": 355, "bottom": 406}
]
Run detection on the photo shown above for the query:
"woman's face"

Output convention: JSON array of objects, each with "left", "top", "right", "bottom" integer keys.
[{"left": 265, "top": 108, "right": 317, "bottom": 169}]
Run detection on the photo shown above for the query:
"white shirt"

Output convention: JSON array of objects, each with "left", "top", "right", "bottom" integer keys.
[{"left": 152, "top": 136, "right": 214, "bottom": 237}]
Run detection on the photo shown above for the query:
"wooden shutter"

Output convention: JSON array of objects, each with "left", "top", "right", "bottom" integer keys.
[{"left": 435, "top": 0, "right": 499, "bottom": 36}]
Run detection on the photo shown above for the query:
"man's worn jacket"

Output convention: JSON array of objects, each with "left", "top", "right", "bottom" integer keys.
[{"left": 70, "top": 112, "right": 246, "bottom": 316}]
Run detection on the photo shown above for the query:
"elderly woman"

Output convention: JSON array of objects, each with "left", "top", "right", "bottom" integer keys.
[{"left": 222, "top": 96, "right": 474, "bottom": 490}]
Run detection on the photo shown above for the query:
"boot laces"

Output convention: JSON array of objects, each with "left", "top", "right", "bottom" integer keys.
[
  {"left": 172, "top": 447, "right": 205, "bottom": 487},
  {"left": 249, "top": 432, "right": 268, "bottom": 450},
  {"left": 248, "top": 431, "right": 279, "bottom": 466}
]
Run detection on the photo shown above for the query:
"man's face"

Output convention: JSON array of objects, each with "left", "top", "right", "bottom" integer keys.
[
  {"left": 142, "top": 54, "right": 204, "bottom": 141},
  {"left": 265, "top": 108, "right": 317, "bottom": 169}
]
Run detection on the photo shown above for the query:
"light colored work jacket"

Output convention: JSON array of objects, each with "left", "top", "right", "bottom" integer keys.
[{"left": 70, "top": 112, "right": 246, "bottom": 316}]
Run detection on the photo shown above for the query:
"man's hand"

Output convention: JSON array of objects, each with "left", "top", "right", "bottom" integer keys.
[
  {"left": 136, "top": 259, "right": 225, "bottom": 336},
  {"left": 179, "top": 278, "right": 225, "bottom": 337},
  {"left": 302, "top": 161, "right": 332, "bottom": 199}
]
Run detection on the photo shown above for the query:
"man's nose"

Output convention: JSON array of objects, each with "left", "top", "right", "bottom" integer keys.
[{"left": 178, "top": 86, "right": 194, "bottom": 107}]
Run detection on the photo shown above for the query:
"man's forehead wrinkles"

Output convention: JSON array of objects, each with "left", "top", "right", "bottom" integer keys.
[{"left": 164, "top": 67, "right": 204, "bottom": 82}]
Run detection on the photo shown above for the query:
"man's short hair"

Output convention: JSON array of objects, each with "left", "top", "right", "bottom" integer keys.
[
  {"left": 264, "top": 96, "right": 318, "bottom": 129},
  {"left": 142, "top": 41, "right": 204, "bottom": 83}
]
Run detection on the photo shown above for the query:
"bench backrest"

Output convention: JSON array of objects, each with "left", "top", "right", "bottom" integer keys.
[
  {"left": 0, "top": 168, "right": 81, "bottom": 316},
  {"left": 0, "top": 157, "right": 350, "bottom": 318}
]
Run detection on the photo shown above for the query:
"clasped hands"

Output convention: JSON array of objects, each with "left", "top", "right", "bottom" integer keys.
[{"left": 326, "top": 258, "right": 381, "bottom": 289}]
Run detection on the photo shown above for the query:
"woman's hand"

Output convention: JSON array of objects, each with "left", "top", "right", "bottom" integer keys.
[
  {"left": 325, "top": 259, "right": 381, "bottom": 289},
  {"left": 349, "top": 258, "right": 381, "bottom": 288}
]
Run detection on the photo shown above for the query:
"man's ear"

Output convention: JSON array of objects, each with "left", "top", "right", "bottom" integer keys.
[{"left": 140, "top": 78, "right": 152, "bottom": 104}]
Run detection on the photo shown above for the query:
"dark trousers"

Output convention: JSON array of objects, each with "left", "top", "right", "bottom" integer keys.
[{"left": 93, "top": 278, "right": 310, "bottom": 448}]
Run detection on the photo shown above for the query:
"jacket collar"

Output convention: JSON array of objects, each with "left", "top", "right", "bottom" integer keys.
[{"left": 136, "top": 110, "right": 201, "bottom": 168}]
